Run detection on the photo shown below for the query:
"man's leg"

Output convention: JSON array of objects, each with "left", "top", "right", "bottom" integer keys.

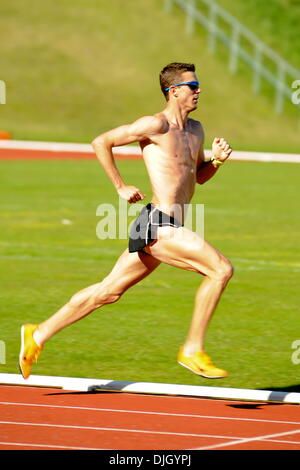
[
  {"left": 144, "top": 226, "right": 233, "bottom": 377},
  {"left": 36, "top": 249, "right": 160, "bottom": 344},
  {"left": 19, "top": 249, "right": 160, "bottom": 378}
]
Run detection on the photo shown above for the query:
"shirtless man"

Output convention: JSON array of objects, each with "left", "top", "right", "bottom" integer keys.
[{"left": 19, "top": 62, "right": 233, "bottom": 380}]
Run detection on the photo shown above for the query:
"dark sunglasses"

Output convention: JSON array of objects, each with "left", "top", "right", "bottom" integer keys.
[{"left": 165, "top": 80, "right": 200, "bottom": 92}]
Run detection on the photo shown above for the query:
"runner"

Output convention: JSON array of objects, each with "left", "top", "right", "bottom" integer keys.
[{"left": 19, "top": 62, "right": 233, "bottom": 380}]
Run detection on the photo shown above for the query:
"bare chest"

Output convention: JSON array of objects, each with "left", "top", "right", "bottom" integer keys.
[{"left": 159, "top": 126, "right": 200, "bottom": 167}]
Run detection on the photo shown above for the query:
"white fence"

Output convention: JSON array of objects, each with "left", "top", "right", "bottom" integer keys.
[{"left": 164, "top": 0, "right": 300, "bottom": 115}]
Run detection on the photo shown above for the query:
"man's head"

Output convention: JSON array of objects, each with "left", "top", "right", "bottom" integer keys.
[
  {"left": 159, "top": 62, "right": 201, "bottom": 110},
  {"left": 159, "top": 62, "right": 198, "bottom": 97}
]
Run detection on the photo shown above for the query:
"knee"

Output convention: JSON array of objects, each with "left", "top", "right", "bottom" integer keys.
[
  {"left": 92, "top": 285, "right": 121, "bottom": 307},
  {"left": 88, "top": 280, "right": 122, "bottom": 308},
  {"left": 213, "top": 259, "right": 234, "bottom": 284},
  {"left": 69, "top": 283, "right": 122, "bottom": 311}
]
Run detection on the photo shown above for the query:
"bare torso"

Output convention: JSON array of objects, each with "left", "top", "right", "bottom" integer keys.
[{"left": 140, "top": 112, "right": 203, "bottom": 223}]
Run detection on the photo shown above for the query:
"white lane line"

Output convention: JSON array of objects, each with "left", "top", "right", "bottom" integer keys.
[
  {"left": 1, "top": 401, "right": 299, "bottom": 426},
  {"left": 0, "top": 441, "right": 104, "bottom": 450},
  {"left": 266, "top": 438, "right": 300, "bottom": 445},
  {"left": 0, "top": 420, "right": 243, "bottom": 440},
  {"left": 194, "top": 428, "right": 300, "bottom": 450},
  {"left": 3, "top": 420, "right": 300, "bottom": 448},
  {"left": 1, "top": 140, "right": 300, "bottom": 163}
]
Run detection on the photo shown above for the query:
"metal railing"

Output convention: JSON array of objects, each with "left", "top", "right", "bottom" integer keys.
[{"left": 164, "top": 0, "right": 300, "bottom": 115}]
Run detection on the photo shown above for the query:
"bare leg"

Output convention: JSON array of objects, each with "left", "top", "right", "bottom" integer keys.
[
  {"left": 35, "top": 249, "right": 161, "bottom": 345},
  {"left": 144, "top": 226, "right": 233, "bottom": 355},
  {"left": 183, "top": 275, "right": 230, "bottom": 354}
]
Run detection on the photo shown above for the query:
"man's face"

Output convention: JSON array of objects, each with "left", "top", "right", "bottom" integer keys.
[
  {"left": 172, "top": 72, "right": 201, "bottom": 112},
  {"left": 170, "top": 71, "right": 201, "bottom": 111}
]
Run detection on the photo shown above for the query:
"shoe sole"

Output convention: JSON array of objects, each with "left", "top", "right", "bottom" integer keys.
[{"left": 177, "top": 360, "right": 227, "bottom": 379}]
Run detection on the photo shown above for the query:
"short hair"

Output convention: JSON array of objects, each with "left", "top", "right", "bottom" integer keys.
[{"left": 159, "top": 62, "right": 196, "bottom": 100}]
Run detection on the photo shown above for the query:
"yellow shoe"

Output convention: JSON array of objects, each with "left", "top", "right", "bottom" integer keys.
[
  {"left": 178, "top": 347, "right": 228, "bottom": 379},
  {"left": 19, "top": 324, "right": 43, "bottom": 379}
]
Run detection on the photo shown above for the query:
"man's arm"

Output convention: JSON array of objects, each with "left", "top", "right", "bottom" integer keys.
[
  {"left": 92, "top": 115, "right": 167, "bottom": 203},
  {"left": 196, "top": 136, "right": 232, "bottom": 185},
  {"left": 195, "top": 124, "right": 218, "bottom": 185},
  {"left": 196, "top": 148, "right": 218, "bottom": 185}
]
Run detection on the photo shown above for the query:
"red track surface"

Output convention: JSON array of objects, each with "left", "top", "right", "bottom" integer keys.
[{"left": 0, "top": 385, "right": 299, "bottom": 450}]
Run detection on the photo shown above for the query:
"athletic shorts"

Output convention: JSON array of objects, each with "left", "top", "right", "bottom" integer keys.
[{"left": 128, "top": 203, "right": 182, "bottom": 253}]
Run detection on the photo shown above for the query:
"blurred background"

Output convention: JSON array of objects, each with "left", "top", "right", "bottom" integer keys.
[{"left": 0, "top": 0, "right": 299, "bottom": 152}]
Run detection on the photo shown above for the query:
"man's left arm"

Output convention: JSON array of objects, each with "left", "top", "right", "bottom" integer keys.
[{"left": 196, "top": 135, "right": 232, "bottom": 185}]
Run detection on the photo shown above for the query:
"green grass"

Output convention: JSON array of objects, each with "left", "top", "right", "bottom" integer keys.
[
  {"left": 0, "top": 0, "right": 299, "bottom": 152},
  {"left": 217, "top": 0, "right": 300, "bottom": 69},
  {"left": 1, "top": 158, "right": 299, "bottom": 391}
]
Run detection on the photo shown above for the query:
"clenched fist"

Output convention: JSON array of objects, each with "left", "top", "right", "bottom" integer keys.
[
  {"left": 212, "top": 137, "right": 232, "bottom": 164},
  {"left": 117, "top": 185, "right": 146, "bottom": 203}
]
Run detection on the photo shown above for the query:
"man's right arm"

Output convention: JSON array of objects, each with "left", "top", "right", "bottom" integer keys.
[{"left": 92, "top": 115, "right": 166, "bottom": 203}]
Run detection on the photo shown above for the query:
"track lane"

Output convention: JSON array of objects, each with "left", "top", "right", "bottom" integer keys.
[{"left": 0, "top": 385, "right": 299, "bottom": 450}]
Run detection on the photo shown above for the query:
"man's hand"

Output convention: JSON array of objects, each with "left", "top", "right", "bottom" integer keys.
[
  {"left": 117, "top": 185, "right": 146, "bottom": 203},
  {"left": 212, "top": 137, "right": 232, "bottom": 163}
]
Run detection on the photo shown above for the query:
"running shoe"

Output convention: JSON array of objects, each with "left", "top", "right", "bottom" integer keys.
[
  {"left": 19, "top": 324, "right": 43, "bottom": 379},
  {"left": 178, "top": 347, "right": 228, "bottom": 378}
]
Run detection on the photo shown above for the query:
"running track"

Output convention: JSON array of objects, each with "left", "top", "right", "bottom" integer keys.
[{"left": 0, "top": 384, "right": 299, "bottom": 450}]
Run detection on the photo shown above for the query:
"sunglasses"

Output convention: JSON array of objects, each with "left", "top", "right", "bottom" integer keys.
[{"left": 165, "top": 80, "right": 200, "bottom": 92}]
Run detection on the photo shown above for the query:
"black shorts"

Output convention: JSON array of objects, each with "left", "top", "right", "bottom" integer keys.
[{"left": 129, "top": 203, "right": 182, "bottom": 253}]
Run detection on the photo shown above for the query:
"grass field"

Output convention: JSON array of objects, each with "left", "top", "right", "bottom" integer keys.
[
  {"left": 1, "top": 156, "right": 299, "bottom": 391},
  {"left": 218, "top": 0, "right": 300, "bottom": 69}
]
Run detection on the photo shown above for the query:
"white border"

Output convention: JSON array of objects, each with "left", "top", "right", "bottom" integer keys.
[
  {"left": 0, "top": 140, "right": 300, "bottom": 162},
  {"left": 0, "top": 373, "right": 299, "bottom": 404}
]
